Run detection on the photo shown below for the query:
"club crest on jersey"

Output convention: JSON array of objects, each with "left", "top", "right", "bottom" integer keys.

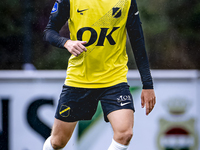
[
  {"left": 112, "top": 7, "right": 121, "bottom": 18},
  {"left": 59, "top": 105, "right": 70, "bottom": 117},
  {"left": 51, "top": 2, "right": 58, "bottom": 14}
]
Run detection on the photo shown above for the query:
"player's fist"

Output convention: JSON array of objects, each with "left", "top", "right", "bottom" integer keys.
[{"left": 64, "top": 40, "right": 87, "bottom": 57}]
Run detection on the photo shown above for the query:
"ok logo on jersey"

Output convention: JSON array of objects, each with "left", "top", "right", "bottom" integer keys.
[{"left": 77, "top": 27, "right": 120, "bottom": 47}]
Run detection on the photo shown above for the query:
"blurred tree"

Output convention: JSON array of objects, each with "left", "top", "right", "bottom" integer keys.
[
  {"left": 165, "top": 0, "right": 200, "bottom": 69},
  {"left": 136, "top": 0, "right": 200, "bottom": 69},
  {"left": 0, "top": 0, "right": 70, "bottom": 69},
  {"left": 0, "top": 0, "right": 23, "bottom": 69},
  {"left": 0, "top": 0, "right": 199, "bottom": 69},
  {"left": 32, "top": 0, "right": 71, "bottom": 70}
]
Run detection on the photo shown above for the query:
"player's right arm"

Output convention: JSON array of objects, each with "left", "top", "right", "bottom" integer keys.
[
  {"left": 64, "top": 40, "right": 87, "bottom": 57},
  {"left": 43, "top": 0, "right": 86, "bottom": 56}
]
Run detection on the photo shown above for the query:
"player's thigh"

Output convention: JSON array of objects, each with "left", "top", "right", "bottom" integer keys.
[
  {"left": 107, "top": 109, "right": 134, "bottom": 133},
  {"left": 51, "top": 118, "right": 77, "bottom": 145}
]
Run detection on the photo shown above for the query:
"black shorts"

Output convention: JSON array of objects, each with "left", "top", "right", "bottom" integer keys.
[{"left": 55, "top": 82, "right": 135, "bottom": 122}]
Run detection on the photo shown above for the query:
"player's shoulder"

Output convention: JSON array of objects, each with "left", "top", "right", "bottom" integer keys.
[
  {"left": 56, "top": 0, "right": 70, "bottom": 5},
  {"left": 51, "top": 0, "right": 70, "bottom": 13},
  {"left": 50, "top": 0, "right": 70, "bottom": 20},
  {"left": 130, "top": 0, "right": 137, "bottom": 6}
]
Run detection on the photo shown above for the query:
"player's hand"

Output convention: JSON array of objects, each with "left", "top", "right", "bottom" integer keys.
[
  {"left": 141, "top": 89, "right": 156, "bottom": 115},
  {"left": 64, "top": 40, "right": 87, "bottom": 57}
]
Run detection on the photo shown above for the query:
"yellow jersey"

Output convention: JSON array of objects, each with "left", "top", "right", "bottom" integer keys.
[
  {"left": 65, "top": 0, "right": 130, "bottom": 88},
  {"left": 44, "top": 0, "right": 154, "bottom": 89}
]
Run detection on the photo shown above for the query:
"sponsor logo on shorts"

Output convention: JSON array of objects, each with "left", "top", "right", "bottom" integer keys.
[
  {"left": 59, "top": 105, "right": 70, "bottom": 117},
  {"left": 117, "top": 95, "right": 131, "bottom": 102},
  {"left": 117, "top": 95, "right": 132, "bottom": 106},
  {"left": 120, "top": 102, "right": 131, "bottom": 106}
]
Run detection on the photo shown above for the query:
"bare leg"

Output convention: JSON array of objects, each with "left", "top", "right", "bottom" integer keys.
[
  {"left": 50, "top": 118, "right": 77, "bottom": 149},
  {"left": 107, "top": 109, "right": 134, "bottom": 145}
]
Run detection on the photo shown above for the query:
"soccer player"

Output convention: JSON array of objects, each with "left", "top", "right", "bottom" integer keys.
[{"left": 43, "top": 0, "right": 156, "bottom": 149}]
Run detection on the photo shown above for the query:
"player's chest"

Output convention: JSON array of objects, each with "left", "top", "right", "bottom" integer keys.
[{"left": 69, "top": 0, "right": 131, "bottom": 23}]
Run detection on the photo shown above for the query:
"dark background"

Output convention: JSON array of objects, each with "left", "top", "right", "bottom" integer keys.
[{"left": 0, "top": 0, "right": 199, "bottom": 70}]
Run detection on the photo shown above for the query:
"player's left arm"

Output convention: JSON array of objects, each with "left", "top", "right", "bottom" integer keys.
[
  {"left": 141, "top": 89, "right": 156, "bottom": 115},
  {"left": 126, "top": 0, "right": 156, "bottom": 115}
]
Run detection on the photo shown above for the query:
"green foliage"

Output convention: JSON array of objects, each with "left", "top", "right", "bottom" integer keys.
[
  {"left": 0, "top": 0, "right": 23, "bottom": 36},
  {"left": 34, "top": 47, "right": 71, "bottom": 69},
  {"left": 0, "top": 0, "right": 200, "bottom": 69},
  {"left": 136, "top": 0, "right": 200, "bottom": 69}
]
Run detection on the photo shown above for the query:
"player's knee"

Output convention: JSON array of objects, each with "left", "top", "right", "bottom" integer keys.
[
  {"left": 51, "top": 137, "right": 67, "bottom": 149},
  {"left": 123, "top": 131, "right": 133, "bottom": 143},
  {"left": 115, "top": 129, "right": 133, "bottom": 145},
  {"left": 51, "top": 141, "right": 66, "bottom": 149}
]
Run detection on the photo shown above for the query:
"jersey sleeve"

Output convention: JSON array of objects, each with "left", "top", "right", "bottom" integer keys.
[
  {"left": 43, "top": 0, "right": 70, "bottom": 48},
  {"left": 126, "top": 0, "right": 153, "bottom": 89}
]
